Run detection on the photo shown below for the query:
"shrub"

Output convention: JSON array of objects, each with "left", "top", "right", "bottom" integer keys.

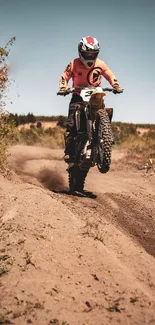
[
  {"left": 0, "top": 37, "right": 16, "bottom": 172},
  {"left": 0, "top": 108, "right": 16, "bottom": 170},
  {"left": 36, "top": 121, "right": 42, "bottom": 128},
  {"left": 57, "top": 115, "right": 67, "bottom": 128},
  {"left": 18, "top": 127, "right": 40, "bottom": 145},
  {"left": 17, "top": 125, "right": 65, "bottom": 149},
  {"left": 112, "top": 122, "right": 137, "bottom": 145}
]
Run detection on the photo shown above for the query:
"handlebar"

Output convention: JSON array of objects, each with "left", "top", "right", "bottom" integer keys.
[{"left": 57, "top": 87, "right": 123, "bottom": 96}]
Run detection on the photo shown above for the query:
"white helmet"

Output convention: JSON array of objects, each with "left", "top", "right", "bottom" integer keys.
[{"left": 78, "top": 36, "right": 100, "bottom": 68}]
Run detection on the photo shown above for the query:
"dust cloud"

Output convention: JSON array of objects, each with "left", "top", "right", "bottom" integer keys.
[
  {"left": 38, "top": 167, "right": 66, "bottom": 191},
  {"left": 8, "top": 145, "right": 67, "bottom": 191}
]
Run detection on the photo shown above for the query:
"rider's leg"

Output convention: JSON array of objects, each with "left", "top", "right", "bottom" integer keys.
[
  {"left": 64, "top": 94, "right": 83, "bottom": 161},
  {"left": 64, "top": 105, "right": 76, "bottom": 160}
]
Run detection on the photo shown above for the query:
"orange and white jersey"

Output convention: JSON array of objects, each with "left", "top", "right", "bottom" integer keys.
[{"left": 59, "top": 58, "right": 120, "bottom": 90}]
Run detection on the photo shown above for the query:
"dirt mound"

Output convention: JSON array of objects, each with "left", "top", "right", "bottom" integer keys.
[{"left": 0, "top": 145, "right": 155, "bottom": 325}]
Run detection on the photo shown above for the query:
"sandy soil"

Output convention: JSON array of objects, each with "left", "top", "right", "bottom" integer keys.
[{"left": 0, "top": 145, "right": 155, "bottom": 325}]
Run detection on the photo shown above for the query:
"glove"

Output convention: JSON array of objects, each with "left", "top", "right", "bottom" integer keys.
[
  {"left": 59, "top": 87, "right": 67, "bottom": 91},
  {"left": 57, "top": 87, "right": 69, "bottom": 96},
  {"left": 113, "top": 86, "right": 124, "bottom": 94}
]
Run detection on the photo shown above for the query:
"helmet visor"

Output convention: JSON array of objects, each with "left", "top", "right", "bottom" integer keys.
[{"left": 81, "top": 50, "right": 98, "bottom": 61}]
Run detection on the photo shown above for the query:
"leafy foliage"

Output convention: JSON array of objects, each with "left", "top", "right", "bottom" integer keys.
[
  {"left": 0, "top": 109, "right": 16, "bottom": 169},
  {"left": 0, "top": 37, "right": 16, "bottom": 172}
]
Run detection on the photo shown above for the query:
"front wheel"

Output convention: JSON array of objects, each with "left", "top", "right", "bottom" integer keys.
[{"left": 96, "top": 109, "right": 113, "bottom": 173}]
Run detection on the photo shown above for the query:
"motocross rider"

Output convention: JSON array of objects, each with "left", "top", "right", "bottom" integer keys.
[{"left": 58, "top": 36, "right": 123, "bottom": 161}]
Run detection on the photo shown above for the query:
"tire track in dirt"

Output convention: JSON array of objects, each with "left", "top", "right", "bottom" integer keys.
[
  {"left": 97, "top": 192, "right": 155, "bottom": 258},
  {"left": 55, "top": 190, "right": 155, "bottom": 289}
]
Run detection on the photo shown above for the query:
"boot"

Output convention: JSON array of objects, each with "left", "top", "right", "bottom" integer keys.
[{"left": 64, "top": 131, "right": 74, "bottom": 162}]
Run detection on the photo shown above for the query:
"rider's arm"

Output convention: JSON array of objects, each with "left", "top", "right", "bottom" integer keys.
[
  {"left": 59, "top": 61, "right": 73, "bottom": 90},
  {"left": 100, "top": 61, "right": 120, "bottom": 88}
]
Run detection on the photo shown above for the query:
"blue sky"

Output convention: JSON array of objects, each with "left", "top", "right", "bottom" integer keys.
[{"left": 0, "top": 0, "right": 155, "bottom": 123}]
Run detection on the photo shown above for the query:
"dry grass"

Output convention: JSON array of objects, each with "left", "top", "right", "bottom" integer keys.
[
  {"left": 119, "top": 133, "right": 155, "bottom": 171},
  {"left": 17, "top": 125, "right": 65, "bottom": 149},
  {"left": 17, "top": 121, "right": 58, "bottom": 130}
]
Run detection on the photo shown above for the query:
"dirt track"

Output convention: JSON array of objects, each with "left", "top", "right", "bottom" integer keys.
[{"left": 0, "top": 145, "right": 155, "bottom": 325}]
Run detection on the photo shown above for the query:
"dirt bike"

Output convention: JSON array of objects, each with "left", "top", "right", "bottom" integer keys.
[{"left": 57, "top": 86, "right": 123, "bottom": 194}]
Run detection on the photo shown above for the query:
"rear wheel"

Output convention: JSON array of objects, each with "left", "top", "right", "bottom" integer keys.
[
  {"left": 96, "top": 109, "right": 113, "bottom": 173},
  {"left": 68, "top": 166, "right": 89, "bottom": 193}
]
